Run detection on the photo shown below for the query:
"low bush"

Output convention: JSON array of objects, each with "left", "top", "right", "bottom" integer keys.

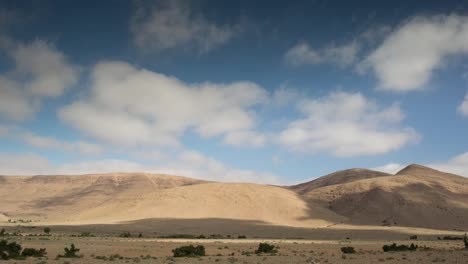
[
  {"left": 255, "top": 243, "right": 277, "bottom": 254},
  {"left": 238, "top": 235, "right": 247, "bottom": 239},
  {"left": 21, "top": 247, "right": 47, "bottom": 257},
  {"left": 341, "top": 247, "right": 356, "bottom": 254},
  {"left": 172, "top": 245, "right": 205, "bottom": 257},
  {"left": 79, "top": 232, "right": 95, "bottom": 237},
  {"left": 0, "top": 240, "right": 22, "bottom": 260},
  {"left": 0, "top": 240, "right": 46, "bottom": 259},
  {"left": 439, "top": 236, "right": 462, "bottom": 240},
  {"left": 409, "top": 235, "right": 417, "bottom": 240},
  {"left": 464, "top": 233, "right": 468, "bottom": 249},
  {"left": 0, "top": 229, "right": 5, "bottom": 236},
  {"left": 58, "top": 243, "right": 81, "bottom": 258},
  {"left": 43, "top": 227, "right": 51, "bottom": 234},
  {"left": 119, "top": 232, "right": 131, "bottom": 238},
  {"left": 382, "top": 243, "right": 417, "bottom": 252}
]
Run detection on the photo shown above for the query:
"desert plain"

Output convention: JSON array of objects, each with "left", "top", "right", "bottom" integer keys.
[{"left": 1, "top": 164, "right": 468, "bottom": 263}]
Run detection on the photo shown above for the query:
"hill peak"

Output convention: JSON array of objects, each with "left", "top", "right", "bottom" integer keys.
[
  {"left": 290, "top": 168, "right": 390, "bottom": 193},
  {"left": 395, "top": 164, "right": 439, "bottom": 176}
]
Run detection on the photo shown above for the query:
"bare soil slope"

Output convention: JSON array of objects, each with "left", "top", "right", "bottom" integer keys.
[
  {"left": 298, "top": 164, "right": 468, "bottom": 229},
  {"left": 1, "top": 165, "right": 467, "bottom": 231},
  {"left": 0, "top": 173, "right": 342, "bottom": 227}
]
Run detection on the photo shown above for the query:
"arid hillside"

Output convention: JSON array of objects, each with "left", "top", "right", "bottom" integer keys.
[
  {"left": 1, "top": 165, "right": 467, "bottom": 230},
  {"left": 296, "top": 164, "right": 468, "bottom": 230}
]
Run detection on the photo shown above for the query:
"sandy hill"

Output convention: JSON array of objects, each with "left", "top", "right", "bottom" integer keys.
[
  {"left": 0, "top": 173, "right": 342, "bottom": 227},
  {"left": 0, "top": 165, "right": 467, "bottom": 231},
  {"left": 297, "top": 164, "right": 468, "bottom": 230},
  {"left": 290, "top": 168, "right": 390, "bottom": 194}
]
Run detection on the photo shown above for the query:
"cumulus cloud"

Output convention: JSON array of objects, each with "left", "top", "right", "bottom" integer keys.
[
  {"left": 458, "top": 93, "right": 468, "bottom": 116},
  {"left": 21, "top": 133, "right": 103, "bottom": 155},
  {"left": 59, "top": 61, "right": 267, "bottom": 147},
  {"left": 0, "top": 151, "right": 281, "bottom": 184},
  {"left": 361, "top": 14, "right": 468, "bottom": 92},
  {"left": 278, "top": 91, "right": 419, "bottom": 156},
  {"left": 131, "top": 0, "right": 238, "bottom": 53},
  {"left": 285, "top": 41, "right": 359, "bottom": 67},
  {"left": 0, "top": 40, "right": 79, "bottom": 120},
  {"left": 430, "top": 152, "right": 468, "bottom": 177}
]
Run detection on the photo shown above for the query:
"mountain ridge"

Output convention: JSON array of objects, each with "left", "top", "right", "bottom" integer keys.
[{"left": 0, "top": 165, "right": 467, "bottom": 230}]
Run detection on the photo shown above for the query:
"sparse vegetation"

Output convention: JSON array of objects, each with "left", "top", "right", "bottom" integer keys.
[
  {"left": 382, "top": 243, "right": 418, "bottom": 252},
  {"left": 341, "top": 246, "right": 356, "bottom": 254},
  {"left": 0, "top": 240, "right": 22, "bottom": 260},
  {"left": 79, "top": 232, "right": 95, "bottom": 237},
  {"left": 463, "top": 233, "right": 468, "bottom": 249},
  {"left": 119, "top": 232, "right": 131, "bottom": 238},
  {"left": 21, "top": 247, "right": 47, "bottom": 257},
  {"left": 410, "top": 235, "right": 418, "bottom": 240},
  {"left": 238, "top": 235, "right": 247, "bottom": 239},
  {"left": 255, "top": 243, "right": 277, "bottom": 254},
  {"left": 0, "top": 239, "right": 46, "bottom": 259},
  {"left": 0, "top": 228, "right": 5, "bottom": 236},
  {"left": 438, "top": 236, "right": 462, "bottom": 240},
  {"left": 43, "top": 227, "right": 51, "bottom": 234},
  {"left": 58, "top": 243, "right": 81, "bottom": 258},
  {"left": 172, "top": 245, "right": 205, "bottom": 257}
]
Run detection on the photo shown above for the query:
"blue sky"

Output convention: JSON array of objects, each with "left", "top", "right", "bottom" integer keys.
[{"left": 0, "top": 0, "right": 468, "bottom": 184}]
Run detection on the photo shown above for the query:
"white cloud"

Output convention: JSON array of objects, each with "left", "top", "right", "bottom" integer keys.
[
  {"left": 361, "top": 15, "right": 468, "bottom": 92},
  {"left": 0, "top": 40, "right": 78, "bottom": 120},
  {"left": 59, "top": 61, "right": 268, "bottom": 147},
  {"left": 131, "top": 0, "right": 238, "bottom": 53},
  {"left": 278, "top": 91, "right": 419, "bottom": 156},
  {"left": 430, "top": 152, "right": 468, "bottom": 177},
  {"left": 285, "top": 41, "right": 359, "bottom": 67},
  {"left": 21, "top": 133, "right": 103, "bottom": 155},
  {"left": 458, "top": 93, "right": 468, "bottom": 116},
  {"left": 0, "top": 151, "right": 281, "bottom": 184},
  {"left": 0, "top": 153, "right": 50, "bottom": 175},
  {"left": 372, "top": 163, "right": 405, "bottom": 174},
  {"left": 223, "top": 130, "right": 267, "bottom": 147}
]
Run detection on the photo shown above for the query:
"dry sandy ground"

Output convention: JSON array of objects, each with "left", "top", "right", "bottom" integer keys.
[
  {"left": 1, "top": 235, "right": 467, "bottom": 264},
  {"left": 1, "top": 164, "right": 468, "bottom": 230}
]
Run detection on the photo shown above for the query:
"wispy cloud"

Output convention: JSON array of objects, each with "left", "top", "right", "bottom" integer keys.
[
  {"left": 0, "top": 151, "right": 281, "bottom": 184},
  {"left": 130, "top": 0, "right": 240, "bottom": 53},
  {"left": 458, "top": 92, "right": 468, "bottom": 117},
  {"left": 285, "top": 41, "right": 359, "bottom": 67}
]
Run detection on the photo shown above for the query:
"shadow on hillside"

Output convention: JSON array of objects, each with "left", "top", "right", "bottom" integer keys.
[{"left": 297, "top": 182, "right": 468, "bottom": 231}]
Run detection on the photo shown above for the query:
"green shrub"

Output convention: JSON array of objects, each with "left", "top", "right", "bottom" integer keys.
[
  {"left": 341, "top": 247, "right": 356, "bottom": 254},
  {"left": 58, "top": 244, "right": 81, "bottom": 258},
  {"left": 409, "top": 235, "right": 417, "bottom": 240},
  {"left": 464, "top": 233, "right": 468, "bottom": 249},
  {"left": 237, "top": 235, "right": 246, "bottom": 239},
  {"left": 43, "top": 227, "right": 51, "bottom": 234},
  {"left": 0, "top": 239, "right": 22, "bottom": 260},
  {"left": 21, "top": 247, "right": 47, "bottom": 257},
  {"left": 172, "top": 245, "right": 205, "bottom": 257},
  {"left": 0, "top": 229, "right": 5, "bottom": 236},
  {"left": 79, "top": 232, "right": 94, "bottom": 237},
  {"left": 255, "top": 243, "right": 277, "bottom": 254},
  {"left": 382, "top": 243, "right": 417, "bottom": 252},
  {"left": 119, "top": 232, "right": 131, "bottom": 238}
]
